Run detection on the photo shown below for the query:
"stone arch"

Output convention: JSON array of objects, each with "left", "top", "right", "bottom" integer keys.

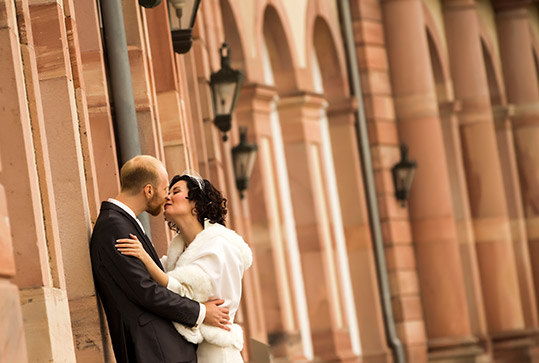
[
  {"left": 305, "top": 0, "right": 349, "bottom": 100},
  {"left": 480, "top": 38, "right": 503, "bottom": 106},
  {"left": 259, "top": 2, "right": 299, "bottom": 93},
  {"left": 422, "top": 3, "right": 452, "bottom": 102},
  {"left": 478, "top": 20, "right": 507, "bottom": 104},
  {"left": 219, "top": 0, "right": 248, "bottom": 75},
  {"left": 310, "top": 16, "right": 348, "bottom": 102},
  {"left": 529, "top": 25, "right": 539, "bottom": 89},
  {"left": 426, "top": 28, "right": 449, "bottom": 102}
]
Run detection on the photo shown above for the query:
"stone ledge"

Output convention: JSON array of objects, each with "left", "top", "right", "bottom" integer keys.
[
  {"left": 0, "top": 280, "right": 28, "bottom": 363},
  {"left": 19, "top": 286, "right": 76, "bottom": 363}
]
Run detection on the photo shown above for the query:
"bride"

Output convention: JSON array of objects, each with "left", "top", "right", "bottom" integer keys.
[{"left": 116, "top": 173, "right": 252, "bottom": 362}]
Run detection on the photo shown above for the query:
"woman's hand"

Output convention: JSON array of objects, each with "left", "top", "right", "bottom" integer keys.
[{"left": 116, "top": 234, "right": 150, "bottom": 264}]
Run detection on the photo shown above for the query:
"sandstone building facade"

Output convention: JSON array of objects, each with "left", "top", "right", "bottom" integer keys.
[{"left": 2, "top": 0, "right": 539, "bottom": 362}]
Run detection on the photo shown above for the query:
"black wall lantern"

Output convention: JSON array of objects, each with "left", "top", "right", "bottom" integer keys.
[
  {"left": 392, "top": 143, "right": 417, "bottom": 207},
  {"left": 232, "top": 127, "right": 258, "bottom": 199},
  {"left": 139, "top": 0, "right": 162, "bottom": 8},
  {"left": 167, "top": 0, "right": 201, "bottom": 54},
  {"left": 210, "top": 43, "right": 245, "bottom": 141}
]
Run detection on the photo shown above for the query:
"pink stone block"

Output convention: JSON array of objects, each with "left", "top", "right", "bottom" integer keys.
[
  {"left": 385, "top": 245, "right": 416, "bottom": 270},
  {"left": 351, "top": 0, "right": 383, "bottom": 22},
  {"left": 389, "top": 270, "right": 420, "bottom": 296},
  {"left": 353, "top": 19, "right": 385, "bottom": 46},
  {"left": 362, "top": 95, "right": 395, "bottom": 121},
  {"left": 392, "top": 295, "right": 423, "bottom": 323},
  {"left": 377, "top": 193, "right": 410, "bottom": 221},
  {"left": 81, "top": 51, "right": 109, "bottom": 108},
  {"left": 356, "top": 44, "right": 389, "bottom": 71},
  {"left": 30, "top": 3, "right": 72, "bottom": 81},
  {"left": 0, "top": 281, "right": 27, "bottom": 363},
  {"left": 367, "top": 120, "right": 399, "bottom": 145},
  {"left": 396, "top": 320, "right": 427, "bottom": 345},
  {"left": 373, "top": 168, "right": 395, "bottom": 194},
  {"left": 360, "top": 70, "right": 392, "bottom": 96},
  {"left": 0, "top": 185, "right": 15, "bottom": 277}
]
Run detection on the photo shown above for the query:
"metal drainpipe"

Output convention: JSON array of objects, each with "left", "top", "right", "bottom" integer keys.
[
  {"left": 337, "top": 1, "right": 406, "bottom": 362},
  {"left": 99, "top": 0, "right": 152, "bottom": 236}
]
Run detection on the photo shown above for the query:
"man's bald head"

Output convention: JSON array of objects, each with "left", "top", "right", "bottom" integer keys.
[{"left": 120, "top": 155, "right": 165, "bottom": 195}]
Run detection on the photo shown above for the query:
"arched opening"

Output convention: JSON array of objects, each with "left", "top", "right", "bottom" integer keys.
[
  {"left": 312, "top": 17, "right": 346, "bottom": 102},
  {"left": 311, "top": 14, "right": 364, "bottom": 357},
  {"left": 481, "top": 39, "right": 502, "bottom": 106},
  {"left": 263, "top": 6, "right": 297, "bottom": 94},
  {"left": 219, "top": 0, "right": 245, "bottom": 72},
  {"left": 533, "top": 49, "right": 539, "bottom": 91},
  {"left": 426, "top": 30, "right": 448, "bottom": 102}
]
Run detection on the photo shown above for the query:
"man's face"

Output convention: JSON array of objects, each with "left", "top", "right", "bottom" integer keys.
[{"left": 147, "top": 167, "right": 169, "bottom": 216}]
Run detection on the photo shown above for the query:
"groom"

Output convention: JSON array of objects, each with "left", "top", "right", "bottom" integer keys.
[{"left": 90, "top": 155, "right": 229, "bottom": 363}]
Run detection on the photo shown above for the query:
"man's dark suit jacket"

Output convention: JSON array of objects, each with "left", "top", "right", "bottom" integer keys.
[{"left": 90, "top": 201, "right": 199, "bottom": 363}]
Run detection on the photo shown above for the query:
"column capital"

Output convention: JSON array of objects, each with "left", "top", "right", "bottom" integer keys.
[
  {"left": 235, "top": 83, "right": 279, "bottom": 138},
  {"left": 326, "top": 97, "right": 357, "bottom": 116},
  {"left": 278, "top": 91, "right": 328, "bottom": 113},
  {"left": 239, "top": 83, "right": 279, "bottom": 103},
  {"left": 277, "top": 92, "right": 327, "bottom": 144},
  {"left": 438, "top": 100, "right": 462, "bottom": 117},
  {"left": 492, "top": 104, "right": 515, "bottom": 121},
  {"left": 492, "top": 0, "right": 534, "bottom": 12},
  {"left": 442, "top": 0, "right": 476, "bottom": 10},
  {"left": 236, "top": 83, "right": 279, "bottom": 115}
]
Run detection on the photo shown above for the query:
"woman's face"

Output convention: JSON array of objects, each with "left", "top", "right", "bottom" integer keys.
[{"left": 164, "top": 180, "right": 196, "bottom": 220}]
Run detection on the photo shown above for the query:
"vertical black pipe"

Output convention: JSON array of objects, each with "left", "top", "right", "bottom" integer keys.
[{"left": 99, "top": 0, "right": 151, "bottom": 235}]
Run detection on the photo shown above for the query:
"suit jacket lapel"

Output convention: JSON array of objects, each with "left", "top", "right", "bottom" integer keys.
[
  {"left": 103, "top": 202, "right": 164, "bottom": 270},
  {"left": 137, "top": 225, "right": 164, "bottom": 270}
]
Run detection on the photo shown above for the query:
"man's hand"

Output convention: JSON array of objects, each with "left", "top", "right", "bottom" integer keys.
[{"left": 203, "top": 299, "right": 230, "bottom": 331}]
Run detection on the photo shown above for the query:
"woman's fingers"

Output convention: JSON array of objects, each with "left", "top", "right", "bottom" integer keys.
[{"left": 116, "top": 238, "right": 138, "bottom": 244}]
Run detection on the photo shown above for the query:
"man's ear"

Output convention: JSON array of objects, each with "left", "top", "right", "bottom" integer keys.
[{"left": 143, "top": 184, "right": 153, "bottom": 199}]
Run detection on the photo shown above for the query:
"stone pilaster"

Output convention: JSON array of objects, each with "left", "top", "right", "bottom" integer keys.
[
  {"left": 0, "top": 132, "right": 28, "bottom": 363},
  {"left": 277, "top": 92, "right": 358, "bottom": 362},
  {"left": 0, "top": 0, "right": 77, "bottom": 361},
  {"left": 28, "top": 1, "right": 105, "bottom": 360},
  {"left": 72, "top": 0, "right": 120, "bottom": 203},
  {"left": 496, "top": 0, "right": 539, "bottom": 333},
  {"left": 444, "top": 0, "right": 526, "bottom": 336},
  {"left": 382, "top": 0, "right": 476, "bottom": 361},
  {"left": 235, "top": 83, "right": 309, "bottom": 360}
]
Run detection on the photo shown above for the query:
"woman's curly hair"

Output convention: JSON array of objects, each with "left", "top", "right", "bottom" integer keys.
[{"left": 167, "top": 174, "right": 227, "bottom": 229}]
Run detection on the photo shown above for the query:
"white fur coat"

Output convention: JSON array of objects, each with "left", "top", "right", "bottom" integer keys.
[{"left": 161, "top": 221, "right": 252, "bottom": 350}]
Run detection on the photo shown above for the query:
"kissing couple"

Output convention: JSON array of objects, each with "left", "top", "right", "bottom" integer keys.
[{"left": 90, "top": 155, "right": 251, "bottom": 362}]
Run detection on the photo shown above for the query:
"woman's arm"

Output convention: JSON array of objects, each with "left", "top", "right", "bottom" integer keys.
[{"left": 115, "top": 234, "right": 169, "bottom": 287}]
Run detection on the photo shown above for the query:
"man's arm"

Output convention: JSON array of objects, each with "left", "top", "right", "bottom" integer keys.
[
  {"left": 94, "top": 219, "right": 200, "bottom": 327},
  {"left": 115, "top": 233, "right": 231, "bottom": 330}
]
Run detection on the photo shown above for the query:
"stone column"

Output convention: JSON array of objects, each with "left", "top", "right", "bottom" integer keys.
[
  {"left": 443, "top": 0, "right": 525, "bottom": 340},
  {"left": 0, "top": 138, "right": 28, "bottom": 363},
  {"left": 278, "top": 93, "right": 358, "bottom": 362},
  {"left": 327, "top": 98, "right": 391, "bottom": 362},
  {"left": 27, "top": 0, "right": 105, "bottom": 360},
  {"left": 438, "top": 101, "right": 489, "bottom": 343},
  {"left": 492, "top": 105, "right": 538, "bottom": 331},
  {"left": 235, "top": 84, "right": 310, "bottom": 360},
  {"left": 72, "top": 0, "right": 120, "bottom": 205},
  {"left": 496, "top": 1, "right": 539, "bottom": 328},
  {"left": 382, "top": 0, "right": 475, "bottom": 359},
  {"left": 0, "top": 0, "right": 76, "bottom": 361}
]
